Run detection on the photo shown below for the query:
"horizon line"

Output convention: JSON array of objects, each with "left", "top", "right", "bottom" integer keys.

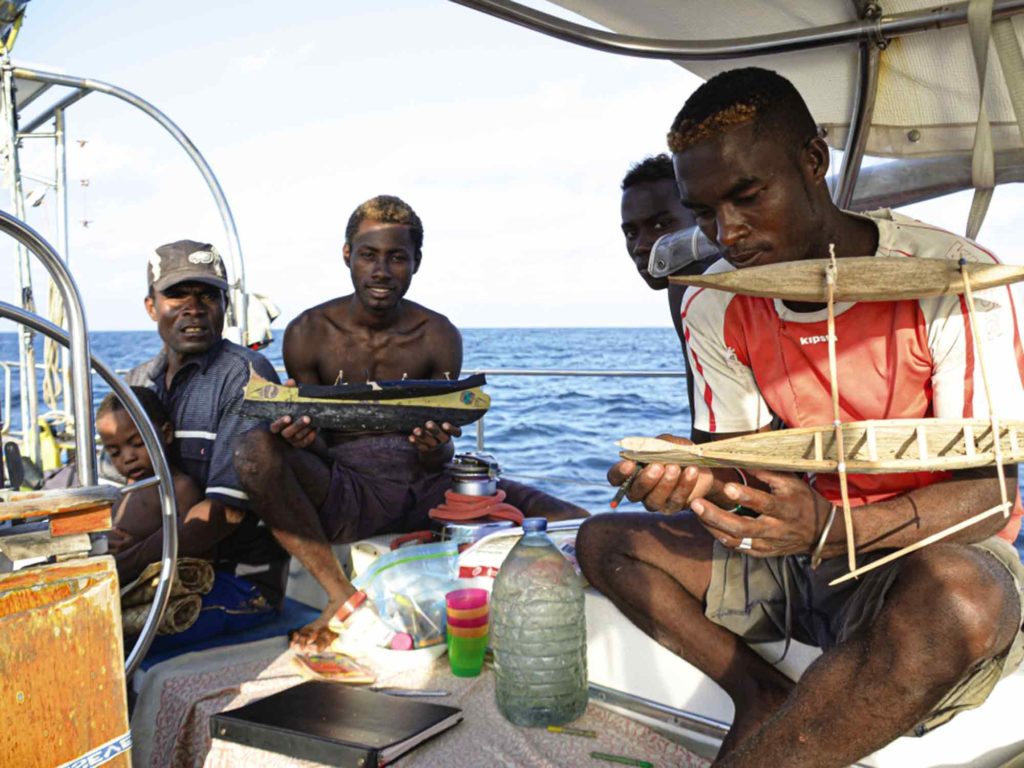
[{"left": 0, "top": 325, "right": 680, "bottom": 334}]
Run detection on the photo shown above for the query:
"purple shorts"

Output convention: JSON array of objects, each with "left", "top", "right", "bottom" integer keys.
[
  {"left": 318, "top": 436, "right": 585, "bottom": 543},
  {"left": 319, "top": 435, "right": 449, "bottom": 543}
]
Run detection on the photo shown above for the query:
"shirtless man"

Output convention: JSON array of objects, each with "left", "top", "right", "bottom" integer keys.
[
  {"left": 578, "top": 69, "right": 1024, "bottom": 767},
  {"left": 235, "top": 195, "right": 586, "bottom": 649}
]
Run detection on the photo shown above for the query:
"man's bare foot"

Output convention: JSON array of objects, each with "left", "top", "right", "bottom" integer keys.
[
  {"left": 717, "top": 679, "right": 792, "bottom": 763},
  {"left": 289, "top": 596, "right": 346, "bottom": 653}
]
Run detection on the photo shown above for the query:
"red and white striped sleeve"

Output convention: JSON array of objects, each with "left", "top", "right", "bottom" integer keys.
[
  {"left": 681, "top": 266, "right": 773, "bottom": 435},
  {"left": 924, "top": 246, "right": 1024, "bottom": 421}
]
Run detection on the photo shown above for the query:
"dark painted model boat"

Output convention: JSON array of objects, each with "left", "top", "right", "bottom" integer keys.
[{"left": 237, "top": 369, "right": 491, "bottom": 433}]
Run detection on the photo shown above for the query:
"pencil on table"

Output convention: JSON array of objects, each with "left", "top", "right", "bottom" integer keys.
[
  {"left": 590, "top": 751, "right": 654, "bottom": 768},
  {"left": 546, "top": 725, "right": 597, "bottom": 738},
  {"left": 610, "top": 466, "right": 642, "bottom": 509}
]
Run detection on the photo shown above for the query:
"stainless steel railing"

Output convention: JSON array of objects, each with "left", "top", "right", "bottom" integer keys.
[
  {"left": 0, "top": 210, "right": 178, "bottom": 676},
  {"left": 449, "top": 0, "right": 1024, "bottom": 61}
]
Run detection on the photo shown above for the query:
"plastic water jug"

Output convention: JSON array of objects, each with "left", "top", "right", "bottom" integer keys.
[{"left": 490, "top": 517, "right": 588, "bottom": 726}]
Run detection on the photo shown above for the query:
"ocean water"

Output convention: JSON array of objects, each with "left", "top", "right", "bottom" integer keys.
[
  {"left": 2, "top": 329, "right": 1023, "bottom": 559},
  {"left": 0, "top": 328, "right": 690, "bottom": 510}
]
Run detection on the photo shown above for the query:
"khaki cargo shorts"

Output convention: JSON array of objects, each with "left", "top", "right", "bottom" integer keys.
[{"left": 705, "top": 536, "right": 1024, "bottom": 735}]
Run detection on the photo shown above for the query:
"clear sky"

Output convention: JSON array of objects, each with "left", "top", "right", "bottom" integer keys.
[{"left": 3, "top": 1, "right": 1022, "bottom": 332}]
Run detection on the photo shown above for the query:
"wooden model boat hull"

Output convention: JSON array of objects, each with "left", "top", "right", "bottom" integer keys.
[
  {"left": 238, "top": 370, "right": 491, "bottom": 433},
  {"left": 668, "top": 256, "right": 1024, "bottom": 302},
  {"left": 619, "top": 418, "right": 1024, "bottom": 474}
]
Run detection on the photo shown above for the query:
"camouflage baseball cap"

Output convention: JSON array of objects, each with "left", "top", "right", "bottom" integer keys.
[{"left": 147, "top": 240, "right": 229, "bottom": 293}]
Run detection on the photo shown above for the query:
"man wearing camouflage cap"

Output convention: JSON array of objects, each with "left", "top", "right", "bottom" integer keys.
[{"left": 124, "top": 240, "right": 289, "bottom": 641}]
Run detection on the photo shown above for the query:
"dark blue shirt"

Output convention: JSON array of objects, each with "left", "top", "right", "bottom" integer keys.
[
  {"left": 127, "top": 339, "right": 288, "bottom": 604},
  {"left": 127, "top": 339, "right": 277, "bottom": 507}
]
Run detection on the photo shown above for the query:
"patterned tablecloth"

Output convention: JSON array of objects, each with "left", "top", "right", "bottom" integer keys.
[{"left": 129, "top": 636, "right": 710, "bottom": 768}]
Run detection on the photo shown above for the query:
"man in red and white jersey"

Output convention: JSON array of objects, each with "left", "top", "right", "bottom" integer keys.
[
  {"left": 577, "top": 68, "right": 1024, "bottom": 768},
  {"left": 687, "top": 209, "right": 1024, "bottom": 520}
]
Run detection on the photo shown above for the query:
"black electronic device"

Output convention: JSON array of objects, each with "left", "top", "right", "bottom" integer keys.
[{"left": 209, "top": 681, "right": 463, "bottom": 767}]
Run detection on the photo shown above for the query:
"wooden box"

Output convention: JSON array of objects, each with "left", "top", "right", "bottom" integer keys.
[{"left": 0, "top": 557, "right": 130, "bottom": 767}]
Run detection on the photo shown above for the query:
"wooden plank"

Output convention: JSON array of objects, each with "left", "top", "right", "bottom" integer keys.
[
  {"left": 49, "top": 504, "right": 112, "bottom": 537},
  {"left": 0, "top": 531, "right": 91, "bottom": 562},
  {"left": 0, "top": 486, "right": 120, "bottom": 524}
]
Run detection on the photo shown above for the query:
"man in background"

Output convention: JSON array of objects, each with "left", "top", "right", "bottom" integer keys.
[
  {"left": 620, "top": 154, "right": 714, "bottom": 421},
  {"left": 620, "top": 153, "right": 703, "bottom": 353},
  {"left": 235, "top": 195, "right": 587, "bottom": 651}
]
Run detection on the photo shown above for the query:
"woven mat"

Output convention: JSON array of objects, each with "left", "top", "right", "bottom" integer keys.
[{"left": 130, "top": 635, "right": 708, "bottom": 768}]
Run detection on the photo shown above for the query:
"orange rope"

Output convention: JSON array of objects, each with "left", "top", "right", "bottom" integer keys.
[{"left": 429, "top": 489, "right": 524, "bottom": 525}]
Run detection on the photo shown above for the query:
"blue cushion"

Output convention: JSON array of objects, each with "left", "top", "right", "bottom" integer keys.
[{"left": 139, "top": 595, "right": 320, "bottom": 670}]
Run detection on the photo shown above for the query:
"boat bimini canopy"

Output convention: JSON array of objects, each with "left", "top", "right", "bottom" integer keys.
[{"left": 453, "top": 0, "right": 1024, "bottom": 234}]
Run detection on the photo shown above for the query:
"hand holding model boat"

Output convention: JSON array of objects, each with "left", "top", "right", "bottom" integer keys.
[
  {"left": 608, "top": 434, "right": 723, "bottom": 516},
  {"left": 237, "top": 367, "right": 491, "bottom": 435}
]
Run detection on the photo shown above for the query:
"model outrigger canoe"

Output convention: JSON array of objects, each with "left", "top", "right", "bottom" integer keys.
[
  {"left": 619, "top": 419, "right": 1024, "bottom": 475},
  {"left": 237, "top": 369, "right": 491, "bottom": 433}
]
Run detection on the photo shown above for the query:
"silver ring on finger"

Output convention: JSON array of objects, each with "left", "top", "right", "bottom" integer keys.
[{"left": 737, "top": 536, "right": 753, "bottom": 551}]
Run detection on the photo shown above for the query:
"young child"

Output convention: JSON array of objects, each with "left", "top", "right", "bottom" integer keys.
[{"left": 96, "top": 386, "right": 204, "bottom": 582}]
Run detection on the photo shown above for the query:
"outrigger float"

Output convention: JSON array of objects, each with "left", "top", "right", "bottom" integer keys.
[
  {"left": 664, "top": 255, "right": 1024, "bottom": 303},
  {"left": 237, "top": 370, "right": 491, "bottom": 433}
]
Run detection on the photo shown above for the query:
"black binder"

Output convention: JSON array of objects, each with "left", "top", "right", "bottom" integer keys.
[{"left": 209, "top": 681, "right": 463, "bottom": 767}]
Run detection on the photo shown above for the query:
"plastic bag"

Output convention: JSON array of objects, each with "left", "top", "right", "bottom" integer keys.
[{"left": 353, "top": 541, "right": 458, "bottom": 648}]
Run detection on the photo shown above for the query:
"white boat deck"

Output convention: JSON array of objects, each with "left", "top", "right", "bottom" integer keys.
[
  {"left": 281, "top": 531, "right": 1024, "bottom": 766},
  {"left": 586, "top": 586, "right": 1024, "bottom": 768}
]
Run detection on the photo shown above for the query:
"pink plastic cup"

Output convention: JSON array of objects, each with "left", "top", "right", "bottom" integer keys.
[
  {"left": 445, "top": 588, "right": 488, "bottom": 612},
  {"left": 446, "top": 589, "right": 489, "bottom": 628}
]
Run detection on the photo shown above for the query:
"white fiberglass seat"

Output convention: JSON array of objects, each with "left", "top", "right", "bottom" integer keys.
[{"left": 585, "top": 589, "right": 1024, "bottom": 767}]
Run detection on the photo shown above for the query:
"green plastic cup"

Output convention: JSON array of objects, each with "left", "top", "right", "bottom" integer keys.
[{"left": 447, "top": 627, "right": 489, "bottom": 677}]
